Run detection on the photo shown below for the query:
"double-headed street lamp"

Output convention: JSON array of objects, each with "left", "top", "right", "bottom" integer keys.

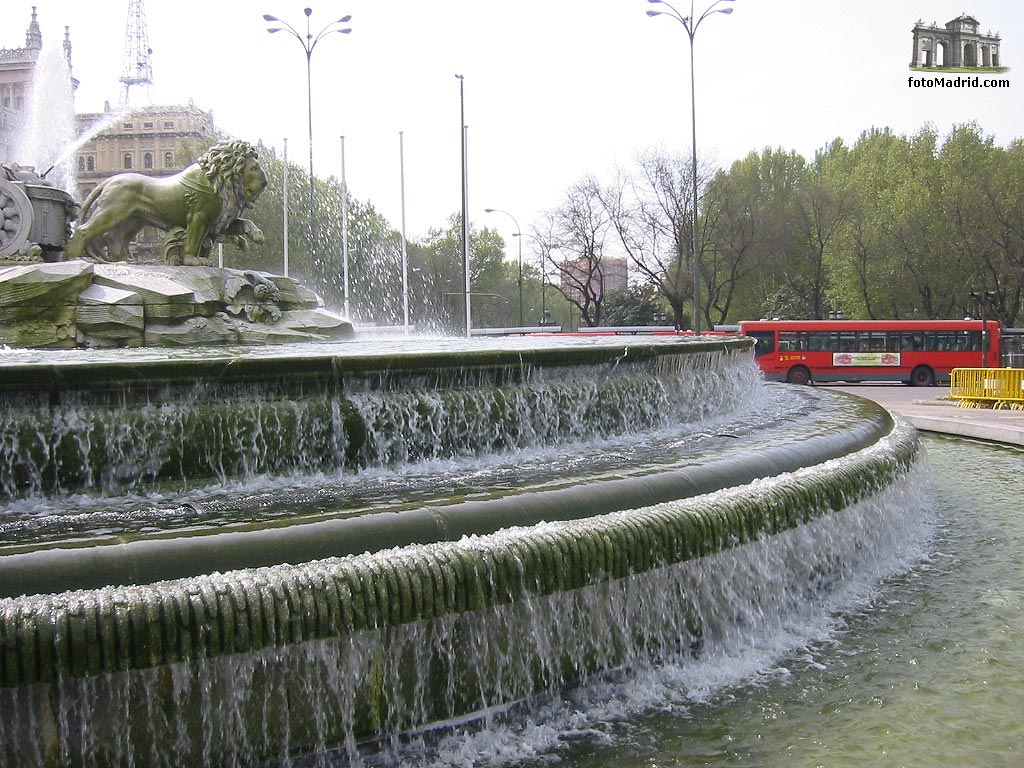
[
  {"left": 263, "top": 8, "right": 352, "bottom": 226},
  {"left": 646, "top": 0, "right": 734, "bottom": 335},
  {"left": 483, "top": 207, "right": 524, "bottom": 327}
]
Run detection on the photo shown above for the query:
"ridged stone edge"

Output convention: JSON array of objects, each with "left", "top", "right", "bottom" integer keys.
[{"left": 0, "top": 416, "right": 920, "bottom": 687}]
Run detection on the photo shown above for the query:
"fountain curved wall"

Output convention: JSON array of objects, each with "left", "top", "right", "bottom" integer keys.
[{"left": 0, "top": 336, "right": 922, "bottom": 766}]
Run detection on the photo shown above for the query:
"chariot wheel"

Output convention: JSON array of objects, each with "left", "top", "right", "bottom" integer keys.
[{"left": 0, "top": 178, "right": 34, "bottom": 259}]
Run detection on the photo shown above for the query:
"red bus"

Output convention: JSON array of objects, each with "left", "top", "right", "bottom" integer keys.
[{"left": 737, "top": 319, "right": 1003, "bottom": 386}]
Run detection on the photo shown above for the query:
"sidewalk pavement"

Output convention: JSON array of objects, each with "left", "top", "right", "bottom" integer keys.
[{"left": 836, "top": 387, "right": 1024, "bottom": 448}]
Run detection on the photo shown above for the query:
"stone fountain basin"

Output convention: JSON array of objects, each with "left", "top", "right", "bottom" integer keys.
[{"left": 0, "top": 364, "right": 890, "bottom": 598}]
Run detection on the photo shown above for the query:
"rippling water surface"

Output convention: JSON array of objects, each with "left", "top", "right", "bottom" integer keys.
[{"left": 370, "top": 435, "right": 1023, "bottom": 768}]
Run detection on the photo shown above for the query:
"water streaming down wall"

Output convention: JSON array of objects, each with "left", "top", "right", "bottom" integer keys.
[
  {"left": 0, "top": 338, "right": 923, "bottom": 766},
  {"left": 0, "top": 343, "right": 752, "bottom": 500}
]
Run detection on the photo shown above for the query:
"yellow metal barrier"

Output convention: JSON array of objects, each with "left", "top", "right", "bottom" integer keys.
[{"left": 950, "top": 368, "right": 1024, "bottom": 410}]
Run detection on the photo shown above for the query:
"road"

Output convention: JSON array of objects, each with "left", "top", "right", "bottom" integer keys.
[{"left": 814, "top": 383, "right": 1024, "bottom": 447}]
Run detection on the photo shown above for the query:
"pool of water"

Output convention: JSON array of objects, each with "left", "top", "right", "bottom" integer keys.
[{"left": 365, "top": 434, "right": 1024, "bottom": 768}]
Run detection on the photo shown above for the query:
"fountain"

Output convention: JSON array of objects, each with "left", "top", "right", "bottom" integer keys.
[
  {"left": 0, "top": 13, "right": 924, "bottom": 768},
  {"left": 0, "top": 137, "right": 354, "bottom": 348},
  {"left": 0, "top": 332, "right": 922, "bottom": 766},
  {"left": 1, "top": 21, "right": 351, "bottom": 348}
]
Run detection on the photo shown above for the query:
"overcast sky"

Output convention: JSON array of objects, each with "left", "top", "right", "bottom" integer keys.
[{"left": 9, "top": 0, "right": 1024, "bottom": 248}]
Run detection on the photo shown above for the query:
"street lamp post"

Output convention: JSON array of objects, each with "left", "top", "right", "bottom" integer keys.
[
  {"left": 399, "top": 131, "right": 410, "bottom": 332},
  {"left": 646, "top": 0, "right": 734, "bottom": 335},
  {"left": 340, "top": 135, "right": 350, "bottom": 317},
  {"left": 263, "top": 8, "right": 352, "bottom": 227},
  {"left": 970, "top": 290, "right": 997, "bottom": 368},
  {"left": 456, "top": 74, "right": 471, "bottom": 337},
  {"left": 483, "top": 208, "right": 523, "bottom": 327}
]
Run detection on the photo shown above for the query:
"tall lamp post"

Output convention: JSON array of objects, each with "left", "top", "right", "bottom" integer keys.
[
  {"left": 646, "top": 0, "right": 734, "bottom": 335},
  {"left": 484, "top": 208, "right": 523, "bottom": 327},
  {"left": 263, "top": 8, "right": 351, "bottom": 227},
  {"left": 456, "top": 74, "right": 471, "bottom": 337},
  {"left": 970, "top": 290, "right": 997, "bottom": 368}
]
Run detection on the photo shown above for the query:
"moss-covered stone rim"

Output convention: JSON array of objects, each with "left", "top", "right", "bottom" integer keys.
[
  {"left": 0, "top": 393, "right": 892, "bottom": 596},
  {"left": 0, "top": 337, "right": 753, "bottom": 394},
  {"left": 0, "top": 417, "right": 920, "bottom": 687}
]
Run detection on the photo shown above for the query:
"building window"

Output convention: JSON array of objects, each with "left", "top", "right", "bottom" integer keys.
[
  {"left": 144, "top": 152, "right": 154, "bottom": 169},
  {"left": 122, "top": 122, "right": 134, "bottom": 129},
  {"left": 164, "top": 151, "right": 174, "bottom": 168},
  {"left": 78, "top": 156, "right": 85, "bottom": 172},
  {"left": 143, "top": 121, "right": 154, "bottom": 129},
  {"left": 164, "top": 121, "right": 174, "bottom": 129},
  {"left": 87, "top": 156, "right": 95, "bottom": 171},
  {"left": 124, "top": 153, "right": 133, "bottom": 169}
]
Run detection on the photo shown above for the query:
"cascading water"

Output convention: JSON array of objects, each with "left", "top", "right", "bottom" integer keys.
[{"left": 0, "top": 335, "right": 926, "bottom": 767}]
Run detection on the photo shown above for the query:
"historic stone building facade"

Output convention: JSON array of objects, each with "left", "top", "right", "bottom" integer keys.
[
  {"left": 911, "top": 14, "right": 1001, "bottom": 68},
  {"left": 75, "top": 102, "right": 218, "bottom": 198},
  {"left": 0, "top": 8, "right": 76, "bottom": 164}
]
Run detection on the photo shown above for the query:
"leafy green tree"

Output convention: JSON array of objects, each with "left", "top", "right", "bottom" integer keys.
[
  {"left": 783, "top": 139, "right": 852, "bottom": 319},
  {"left": 954, "top": 127, "right": 1024, "bottom": 326},
  {"left": 703, "top": 147, "right": 807, "bottom": 322},
  {"left": 602, "top": 283, "right": 670, "bottom": 326},
  {"left": 413, "top": 214, "right": 518, "bottom": 331},
  {"left": 831, "top": 128, "right": 915, "bottom": 319},
  {"left": 701, "top": 153, "right": 765, "bottom": 325}
]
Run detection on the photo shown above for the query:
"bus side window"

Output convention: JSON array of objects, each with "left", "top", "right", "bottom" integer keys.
[
  {"left": 900, "top": 333, "right": 922, "bottom": 351},
  {"left": 779, "top": 332, "right": 805, "bottom": 351},
  {"left": 808, "top": 332, "right": 830, "bottom": 351}
]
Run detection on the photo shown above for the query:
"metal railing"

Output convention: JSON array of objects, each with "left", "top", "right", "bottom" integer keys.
[{"left": 950, "top": 368, "right": 1024, "bottom": 409}]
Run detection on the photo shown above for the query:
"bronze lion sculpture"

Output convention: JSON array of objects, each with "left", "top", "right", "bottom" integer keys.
[{"left": 64, "top": 140, "right": 268, "bottom": 265}]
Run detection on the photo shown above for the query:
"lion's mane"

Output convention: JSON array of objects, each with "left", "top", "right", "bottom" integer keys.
[{"left": 196, "top": 140, "right": 262, "bottom": 233}]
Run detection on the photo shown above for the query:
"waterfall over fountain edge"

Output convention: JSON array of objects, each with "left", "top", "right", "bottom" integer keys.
[{"left": 0, "top": 335, "right": 924, "bottom": 766}]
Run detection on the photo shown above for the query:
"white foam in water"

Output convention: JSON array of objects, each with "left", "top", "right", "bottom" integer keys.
[
  {"left": 375, "top": 461, "right": 935, "bottom": 768},
  {"left": 0, "top": 419, "right": 927, "bottom": 768}
]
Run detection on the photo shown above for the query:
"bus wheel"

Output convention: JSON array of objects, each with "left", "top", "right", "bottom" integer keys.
[
  {"left": 910, "top": 365, "right": 935, "bottom": 387},
  {"left": 787, "top": 366, "right": 812, "bottom": 385}
]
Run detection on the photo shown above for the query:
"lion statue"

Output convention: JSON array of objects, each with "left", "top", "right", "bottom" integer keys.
[{"left": 64, "top": 140, "right": 268, "bottom": 265}]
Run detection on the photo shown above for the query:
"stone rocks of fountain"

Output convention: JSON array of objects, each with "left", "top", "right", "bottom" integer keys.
[
  {"left": 0, "top": 260, "right": 354, "bottom": 347},
  {"left": 76, "top": 283, "right": 145, "bottom": 346},
  {"left": 0, "top": 260, "right": 92, "bottom": 346}
]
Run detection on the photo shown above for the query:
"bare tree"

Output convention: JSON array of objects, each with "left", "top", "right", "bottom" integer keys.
[
  {"left": 601, "top": 148, "right": 717, "bottom": 329},
  {"left": 539, "top": 175, "right": 614, "bottom": 327}
]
